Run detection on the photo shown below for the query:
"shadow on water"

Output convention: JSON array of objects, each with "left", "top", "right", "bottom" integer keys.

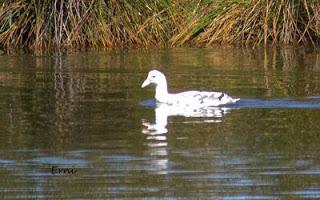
[
  {"left": 236, "top": 96, "right": 320, "bottom": 109},
  {"left": 143, "top": 96, "right": 320, "bottom": 110},
  {"left": 139, "top": 96, "right": 320, "bottom": 194},
  {"left": 140, "top": 95, "right": 320, "bottom": 141},
  {"left": 141, "top": 95, "right": 320, "bottom": 118}
]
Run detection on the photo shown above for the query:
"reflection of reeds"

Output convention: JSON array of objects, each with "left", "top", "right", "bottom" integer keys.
[{"left": 0, "top": 0, "right": 319, "bottom": 51}]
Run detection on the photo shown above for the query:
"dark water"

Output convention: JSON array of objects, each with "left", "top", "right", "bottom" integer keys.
[{"left": 0, "top": 47, "right": 320, "bottom": 199}]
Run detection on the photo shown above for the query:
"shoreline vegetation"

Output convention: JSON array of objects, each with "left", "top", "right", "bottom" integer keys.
[{"left": 0, "top": 0, "right": 319, "bottom": 52}]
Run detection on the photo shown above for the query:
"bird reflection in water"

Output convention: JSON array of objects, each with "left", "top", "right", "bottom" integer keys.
[
  {"left": 141, "top": 100, "right": 232, "bottom": 174},
  {"left": 142, "top": 101, "right": 232, "bottom": 135}
]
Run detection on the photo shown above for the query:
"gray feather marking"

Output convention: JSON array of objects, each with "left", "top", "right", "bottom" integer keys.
[{"left": 218, "top": 93, "right": 225, "bottom": 100}]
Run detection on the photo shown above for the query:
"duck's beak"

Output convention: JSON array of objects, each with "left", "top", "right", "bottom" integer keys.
[{"left": 141, "top": 79, "right": 150, "bottom": 88}]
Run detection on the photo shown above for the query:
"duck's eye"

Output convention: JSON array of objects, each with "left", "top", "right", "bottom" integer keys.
[{"left": 151, "top": 75, "right": 156, "bottom": 78}]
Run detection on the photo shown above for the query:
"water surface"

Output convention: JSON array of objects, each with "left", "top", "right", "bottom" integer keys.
[{"left": 0, "top": 47, "right": 320, "bottom": 199}]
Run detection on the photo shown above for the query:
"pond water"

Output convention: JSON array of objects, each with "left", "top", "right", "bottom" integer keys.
[{"left": 0, "top": 47, "right": 320, "bottom": 199}]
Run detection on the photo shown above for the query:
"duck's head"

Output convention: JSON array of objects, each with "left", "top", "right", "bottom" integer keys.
[{"left": 141, "top": 70, "right": 167, "bottom": 88}]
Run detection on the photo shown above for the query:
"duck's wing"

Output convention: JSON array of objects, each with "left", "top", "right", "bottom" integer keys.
[
  {"left": 204, "top": 91, "right": 240, "bottom": 105},
  {"left": 178, "top": 91, "right": 239, "bottom": 106}
]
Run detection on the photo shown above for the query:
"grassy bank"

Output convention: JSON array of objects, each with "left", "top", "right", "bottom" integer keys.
[{"left": 0, "top": 0, "right": 319, "bottom": 51}]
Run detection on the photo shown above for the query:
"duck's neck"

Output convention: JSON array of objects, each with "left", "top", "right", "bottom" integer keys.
[{"left": 155, "top": 82, "right": 169, "bottom": 103}]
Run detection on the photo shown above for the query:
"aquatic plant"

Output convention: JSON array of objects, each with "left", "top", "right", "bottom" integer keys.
[{"left": 0, "top": 0, "right": 319, "bottom": 51}]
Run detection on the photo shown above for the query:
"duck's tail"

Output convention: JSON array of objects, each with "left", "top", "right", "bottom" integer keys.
[{"left": 232, "top": 98, "right": 240, "bottom": 103}]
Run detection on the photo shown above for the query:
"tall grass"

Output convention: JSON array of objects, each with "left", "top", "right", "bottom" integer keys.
[
  {"left": 0, "top": 0, "right": 176, "bottom": 50},
  {"left": 174, "top": 0, "right": 320, "bottom": 46},
  {"left": 0, "top": 0, "right": 319, "bottom": 51}
]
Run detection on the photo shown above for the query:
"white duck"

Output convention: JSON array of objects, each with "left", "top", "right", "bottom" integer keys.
[{"left": 141, "top": 70, "right": 239, "bottom": 107}]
